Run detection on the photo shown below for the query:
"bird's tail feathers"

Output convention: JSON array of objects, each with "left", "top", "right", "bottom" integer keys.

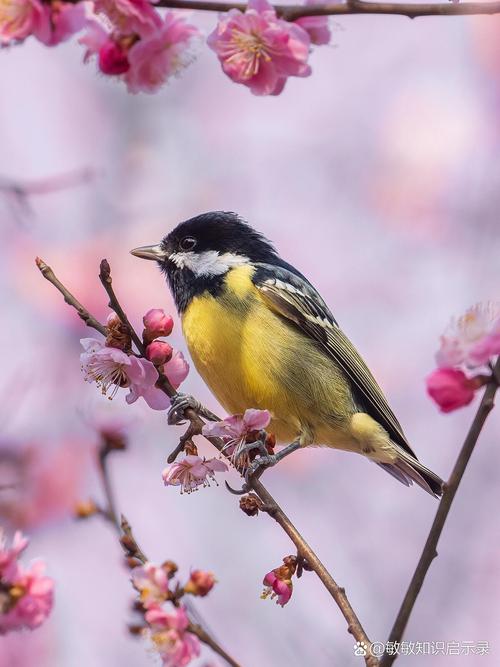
[{"left": 376, "top": 448, "right": 443, "bottom": 498}]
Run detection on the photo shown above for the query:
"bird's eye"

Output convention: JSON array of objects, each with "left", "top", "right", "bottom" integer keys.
[{"left": 179, "top": 236, "right": 197, "bottom": 251}]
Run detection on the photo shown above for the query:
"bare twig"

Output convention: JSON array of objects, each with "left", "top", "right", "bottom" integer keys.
[
  {"left": 152, "top": 0, "right": 500, "bottom": 20},
  {"left": 36, "top": 258, "right": 107, "bottom": 336},
  {"left": 36, "top": 258, "right": 375, "bottom": 666},
  {"left": 380, "top": 359, "right": 500, "bottom": 667}
]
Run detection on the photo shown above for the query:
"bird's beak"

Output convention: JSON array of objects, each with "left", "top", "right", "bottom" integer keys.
[{"left": 130, "top": 244, "right": 167, "bottom": 261}]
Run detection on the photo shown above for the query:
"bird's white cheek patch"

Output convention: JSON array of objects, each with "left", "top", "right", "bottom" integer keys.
[{"left": 169, "top": 250, "right": 249, "bottom": 277}]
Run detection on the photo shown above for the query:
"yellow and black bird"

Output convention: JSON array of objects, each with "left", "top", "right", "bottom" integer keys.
[{"left": 131, "top": 211, "right": 443, "bottom": 497}]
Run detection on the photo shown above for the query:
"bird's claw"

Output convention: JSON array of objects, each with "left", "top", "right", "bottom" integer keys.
[
  {"left": 167, "top": 393, "right": 219, "bottom": 426},
  {"left": 245, "top": 453, "right": 277, "bottom": 483}
]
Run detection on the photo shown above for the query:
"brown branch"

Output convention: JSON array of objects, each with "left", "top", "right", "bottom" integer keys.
[
  {"left": 36, "top": 258, "right": 107, "bottom": 335},
  {"left": 380, "top": 358, "right": 500, "bottom": 667},
  {"left": 36, "top": 258, "right": 375, "bottom": 666},
  {"left": 152, "top": 0, "right": 500, "bottom": 20}
]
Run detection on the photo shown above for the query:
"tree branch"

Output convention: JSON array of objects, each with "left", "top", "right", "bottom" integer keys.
[
  {"left": 152, "top": 0, "right": 500, "bottom": 20},
  {"left": 380, "top": 358, "right": 500, "bottom": 667},
  {"left": 36, "top": 258, "right": 107, "bottom": 336},
  {"left": 36, "top": 257, "right": 376, "bottom": 666}
]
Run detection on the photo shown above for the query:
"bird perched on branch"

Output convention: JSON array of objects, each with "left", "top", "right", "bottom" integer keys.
[{"left": 131, "top": 212, "right": 443, "bottom": 497}]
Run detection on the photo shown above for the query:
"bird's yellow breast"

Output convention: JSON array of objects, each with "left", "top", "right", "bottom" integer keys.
[{"left": 181, "top": 265, "right": 355, "bottom": 444}]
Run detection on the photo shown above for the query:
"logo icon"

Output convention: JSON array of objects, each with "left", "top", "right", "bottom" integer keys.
[{"left": 354, "top": 641, "right": 368, "bottom": 657}]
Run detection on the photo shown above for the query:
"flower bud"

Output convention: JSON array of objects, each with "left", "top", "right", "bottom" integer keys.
[
  {"left": 184, "top": 570, "right": 216, "bottom": 597},
  {"left": 146, "top": 341, "right": 173, "bottom": 366},
  {"left": 426, "top": 368, "right": 477, "bottom": 413},
  {"left": 143, "top": 309, "right": 174, "bottom": 340},
  {"left": 74, "top": 499, "right": 98, "bottom": 519},
  {"left": 99, "top": 41, "right": 130, "bottom": 75}
]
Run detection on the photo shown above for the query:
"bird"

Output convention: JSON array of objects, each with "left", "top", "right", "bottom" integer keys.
[{"left": 131, "top": 211, "right": 443, "bottom": 497}]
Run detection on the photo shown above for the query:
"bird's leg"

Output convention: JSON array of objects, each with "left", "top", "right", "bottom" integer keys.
[
  {"left": 167, "top": 393, "right": 219, "bottom": 426},
  {"left": 245, "top": 439, "right": 301, "bottom": 483}
]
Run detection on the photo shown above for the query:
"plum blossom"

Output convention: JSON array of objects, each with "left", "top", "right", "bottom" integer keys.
[
  {"left": 0, "top": 531, "right": 54, "bottom": 633},
  {"left": 131, "top": 563, "right": 170, "bottom": 608},
  {"left": 202, "top": 408, "right": 271, "bottom": 465},
  {"left": 207, "top": 0, "right": 311, "bottom": 95},
  {"left": 80, "top": 337, "right": 174, "bottom": 410},
  {"left": 295, "top": 0, "right": 331, "bottom": 46},
  {"left": 184, "top": 570, "right": 216, "bottom": 597},
  {"left": 125, "top": 13, "right": 200, "bottom": 94},
  {"left": 426, "top": 368, "right": 478, "bottom": 413},
  {"left": 143, "top": 308, "right": 174, "bottom": 339},
  {"left": 0, "top": 0, "right": 87, "bottom": 46},
  {"left": 436, "top": 302, "right": 500, "bottom": 369},
  {"left": 0, "top": 561, "right": 54, "bottom": 632},
  {"left": 162, "top": 455, "right": 228, "bottom": 494},
  {"left": 81, "top": 12, "right": 199, "bottom": 94},
  {"left": 94, "top": 0, "right": 161, "bottom": 37},
  {"left": 145, "top": 605, "right": 200, "bottom": 667},
  {"left": 0, "top": 530, "right": 28, "bottom": 581},
  {"left": 0, "top": 0, "right": 49, "bottom": 44},
  {"left": 261, "top": 557, "right": 297, "bottom": 607}
]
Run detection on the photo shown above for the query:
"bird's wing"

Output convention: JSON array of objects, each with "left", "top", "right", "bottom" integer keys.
[{"left": 252, "top": 263, "right": 415, "bottom": 456}]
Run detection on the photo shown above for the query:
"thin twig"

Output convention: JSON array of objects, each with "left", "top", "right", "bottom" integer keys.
[
  {"left": 152, "top": 0, "right": 500, "bottom": 20},
  {"left": 36, "top": 258, "right": 375, "bottom": 666},
  {"left": 36, "top": 258, "right": 107, "bottom": 335},
  {"left": 380, "top": 359, "right": 500, "bottom": 667}
]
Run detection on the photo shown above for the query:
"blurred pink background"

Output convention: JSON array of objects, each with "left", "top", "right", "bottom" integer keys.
[{"left": 1, "top": 9, "right": 500, "bottom": 666}]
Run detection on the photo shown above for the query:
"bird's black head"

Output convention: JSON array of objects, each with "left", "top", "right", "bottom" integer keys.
[{"left": 131, "top": 212, "right": 278, "bottom": 312}]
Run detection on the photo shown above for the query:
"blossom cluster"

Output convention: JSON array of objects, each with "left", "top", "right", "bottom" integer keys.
[
  {"left": 80, "top": 309, "right": 188, "bottom": 410},
  {"left": 0, "top": 530, "right": 54, "bottom": 633},
  {"left": 130, "top": 561, "right": 216, "bottom": 666},
  {"left": 161, "top": 408, "right": 272, "bottom": 493},
  {"left": 0, "top": 0, "right": 331, "bottom": 95},
  {"left": 426, "top": 303, "right": 500, "bottom": 413}
]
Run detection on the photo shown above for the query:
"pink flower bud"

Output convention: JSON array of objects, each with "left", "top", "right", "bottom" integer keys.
[
  {"left": 146, "top": 341, "right": 173, "bottom": 366},
  {"left": 426, "top": 368, "right": 477, "bottom": 413},
  {"left": 98, "top": 41, "right": 130, "bottom": 76},
  {"left": 143, "top": 309, "right": 174, "bottom": 339},
  {"left": 184, "top": 570, "right": 216, "bottom": 597}
]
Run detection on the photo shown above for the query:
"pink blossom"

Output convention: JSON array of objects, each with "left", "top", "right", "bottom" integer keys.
[
  {"left": 295, "top": 0, "right": 331, "bottom": 46},
  {"left": 0, "top": 530, "right": 28, "bottom": 582},
  {"left": 131, "top": 563, "right": 170, "bottom": 608},
  {"left": 0, "top": 0, "right": 50, "bottom": 44},
  {"left": 94, "top": 0, "right": 161, "bottom": 37},
  {"left": 146, "top": 605, "right": 200, "bottom": 667},
  {"left": 162, "top": 455, "right": 228, "bottom": 494},
  {"left": 124, "top": 13, "right": 200, "bottom": 94},
  {"left": 143, "top": 309, "right": 174, "bottom": 339},
  {"left": 147, "top": 341, "right": 174, "bottom": 366},
  {"left": 164, "top": 350, "right": 189, "bottom": 389},
  {"left": 41, "top": 2, "right": 88, "bottom": 46},
  {"left": 436, "top": 302, "right": 500, "bottom": 369},
  {"left": 207, "top": 0, "right": 311, "bottom": 96},
  {"left": 261, "top": 570, "right": 292, "bottom": 606},
  {"left": 80, "top": 337, "right": 170, "bottom": 410},
  {"left": 202, "top": 408, "right": 271, "bottom": 464},
  {"left": 0, "top": 561, "right": 54, "bottom": 632},
  {"left": 426, "top": 368, "right": 477, "bottom": 413},
  {"left": 184, "top": 570, "right": 216, "bottom": 597}
]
